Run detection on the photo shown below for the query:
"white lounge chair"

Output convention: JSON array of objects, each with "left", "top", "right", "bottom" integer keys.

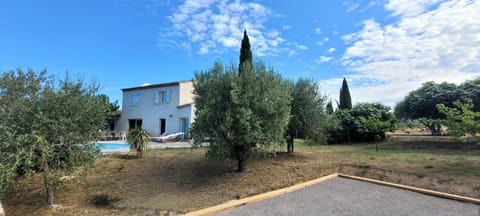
[{"left": 151, "top": 132, "right": 184, "bottom": 142}]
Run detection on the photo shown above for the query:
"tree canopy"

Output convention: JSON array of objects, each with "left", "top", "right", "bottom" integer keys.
[
  {"left": 394, "top": 80, "right": 479, "bottom": 135},
  {"left": 331, "top": 103, "right": 395, "bottom": 143},
  {"left": 0, "top": 69, "right": 109, "bottom": 205},
  {"left": 437, "top": 100, "right": 480, "bottom": 141},
  {"left": 326, "top": 100, "right": 334, "bottom": 114},
  {"left": 288, "top": 79, "right": 332, "bottom": 144},
  {"left": 192, "top": 31, "right": 291, "bottom": 172},
  {"left": 459, "top": 79, "right": 480, "bottom": 111}
]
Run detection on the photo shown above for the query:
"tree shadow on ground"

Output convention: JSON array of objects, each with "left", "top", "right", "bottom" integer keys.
[
  {"left": 87, "top": 194, "right": 121, "bottom": 208},
  {"left": 386, "top": 140, "right": 480, "bottom": 151}
]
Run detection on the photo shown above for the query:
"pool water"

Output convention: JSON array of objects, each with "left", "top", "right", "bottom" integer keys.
[{"left": 96, "top": 143, "right": 130, "bottom": 151}]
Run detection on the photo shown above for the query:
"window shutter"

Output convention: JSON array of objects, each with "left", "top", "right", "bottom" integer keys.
[
  {"left": 132, "top": 94, "right": 140, "bottom": 106},
  {"left": 165, "top": 90, "right": 170, "bottom": 103}
]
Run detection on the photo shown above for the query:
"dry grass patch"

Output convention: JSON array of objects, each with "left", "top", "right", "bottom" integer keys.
[{"left": 3, "top": 139, "right": 480, "bottom": 215}]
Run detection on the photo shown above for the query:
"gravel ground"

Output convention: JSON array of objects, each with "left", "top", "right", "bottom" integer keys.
[{"left": 217, "top": 178, "right": 480, "bottom": 216}]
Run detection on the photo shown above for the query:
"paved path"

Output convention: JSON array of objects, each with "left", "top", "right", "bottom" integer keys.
[{"left": 217, "top": 178, "right": 480, "bottom": 216}]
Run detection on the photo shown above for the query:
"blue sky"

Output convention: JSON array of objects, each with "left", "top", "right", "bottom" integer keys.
[{"left": 1, "top": 0, "right": 479, "bottom": 108}]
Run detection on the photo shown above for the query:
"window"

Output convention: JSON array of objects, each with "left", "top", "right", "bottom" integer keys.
[
  {"left": 131, "top": 94, "right": 140, "bottom": 106},
  {"left": 128, "top": 119, "right": 142, "bottom": 129},
  {"left": 154, "top": 90, "right": 170, "bottom": 104}
]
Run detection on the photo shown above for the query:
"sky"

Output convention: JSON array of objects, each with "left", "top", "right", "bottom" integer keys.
[{"left": 1, "top": 0, "right": 479, "bottom": 109}]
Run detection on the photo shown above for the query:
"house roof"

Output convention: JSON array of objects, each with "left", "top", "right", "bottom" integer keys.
[
  {"left": 177, "top": 103, "right": 194, "bottom": 108},
  {"left": 121, "top": 80, "right": 193, "bottom": 92}
]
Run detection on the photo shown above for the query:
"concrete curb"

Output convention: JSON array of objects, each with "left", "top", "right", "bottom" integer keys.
[
  {"left": 337, "top": 173, "right": 480, "bottom": 205},
  {"left": 185, "top": 173, "right": 480, "bottom": 216},
  {"left": 184, "top": 173, "right": 338, "bottom": 216}
]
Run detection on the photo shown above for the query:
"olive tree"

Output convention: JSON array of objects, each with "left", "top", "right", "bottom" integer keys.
[
  {"left": 437, "top": 100, "right": 480, "bottom": 142},
  {"left": 0, "top": 69, "right": 109, "bottom": 206},
  {"left": 192, "top": 31, "right": 291, "bottom": 172},
  {"left": 394, "top": 81, "right": 465, "bottom": 135},
  {"left": 288, "top": 79, "right": 332, "bottom": 147}
]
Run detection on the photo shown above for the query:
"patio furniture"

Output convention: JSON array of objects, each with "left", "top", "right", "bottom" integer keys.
[{"left": 151, "top": 132, "right": 184, "bottom": 142}]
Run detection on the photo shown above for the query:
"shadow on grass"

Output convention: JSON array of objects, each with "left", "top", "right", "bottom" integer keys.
[
  {"left": 152, "top": 150, "right": 311, "bottom": 188},
  {"left": 87, "top": 194, "right": 121, "bottom": 208},
  {"left": 386, "top": 140, "right": 480, "bottom": 151},
  {"left": 109, "top": 154, "right": 136, "bottom": 160}
]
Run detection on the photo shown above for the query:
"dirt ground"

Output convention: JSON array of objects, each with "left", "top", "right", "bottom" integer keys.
[{"left": 3, "top": 139, "right": 480, "bottom": 216}]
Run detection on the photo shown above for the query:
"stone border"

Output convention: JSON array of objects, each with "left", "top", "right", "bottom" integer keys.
[
  {"left": 184, "top": 173, "right": 338, "bottom": 216},
  {"left": 185, "top": 173, "right": 480, "bottom": 216},
  {"left": 338, "top": 173, "right": 480, "bottom": 205}
]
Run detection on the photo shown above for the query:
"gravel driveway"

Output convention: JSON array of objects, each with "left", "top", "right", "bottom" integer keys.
[{"left": 217, "top": 178, "right": 480, "bottom": 216}]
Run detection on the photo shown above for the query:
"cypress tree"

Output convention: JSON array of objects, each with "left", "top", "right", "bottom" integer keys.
[
  {"left": 339, "top": 78, "right": 352, "bottom": 109},
  {"left": 239, "top": 30, "right": 253, "bottom": 75},
  {"left": 326, "top": 100, "right": 334, "bottom": 114}
]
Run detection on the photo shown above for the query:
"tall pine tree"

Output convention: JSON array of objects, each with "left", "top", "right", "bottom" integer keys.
[{"left": 339, "top": 78, "right": 352, "bottom": 110}]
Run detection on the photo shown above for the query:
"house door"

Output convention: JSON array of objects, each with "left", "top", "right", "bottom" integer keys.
[
  {"left": 179, "top": 118, "right": 188, "bottom": 138},
  {"left": 160, "top": 119, "right": 166, "bottom": 134}
]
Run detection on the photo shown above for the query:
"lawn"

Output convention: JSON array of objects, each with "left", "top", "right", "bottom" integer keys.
[{"left": 4, "top": 138, "right": 480, "bottom": 215}]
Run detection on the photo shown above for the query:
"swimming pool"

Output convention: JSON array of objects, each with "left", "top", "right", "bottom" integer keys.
[{"left": 96, "top": 143, "right": 130, "bottom": 151}]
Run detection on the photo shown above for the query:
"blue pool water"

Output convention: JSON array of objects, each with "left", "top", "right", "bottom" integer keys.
[{"left": 96, "top": 143, "right": 130, "bottom": 151}]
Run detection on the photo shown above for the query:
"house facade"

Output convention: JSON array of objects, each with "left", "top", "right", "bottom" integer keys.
[{"left": 117, "top": 80, "right": 195, "bottom": 138}]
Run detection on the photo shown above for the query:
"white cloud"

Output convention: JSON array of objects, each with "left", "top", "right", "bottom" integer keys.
[
  {"left": 315, "top": 28, "right": 322, "bottom": 34},
  {"left": 366, "top": 0, "right": 384, "bottom": 8},
  {"left": 328, "top": 47, "right": 336, "bottom": 53},
  {"left": 334, "top": 0, "right": 480, "bottom": 107},
  {"left": 160, "top": 0, "right": 300, "bottom": 56},
  {"left": 346, "top": 3, "right": 360, "bottom": 12},
  {"left": 316, "top": 37, "right": 330, "bottom": 46},
  {"left": 296, "top": 44, "right": 308, "bottom": 50},
  {"left": 385, "top": 0, "right": 444, "bottom": 17},
  {"left": 318, "top": 55, "right": 333, "bottom": 63},
  {"left": 318, "top": 78, "right": 343, "bottom": 104},
  {"left": 287, "top": 42, "right": 309, "bottom": 56}
]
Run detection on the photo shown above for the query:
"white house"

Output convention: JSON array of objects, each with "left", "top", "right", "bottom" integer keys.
[{"left": 117, "top": 80, "right": 195, "bottom": 138}]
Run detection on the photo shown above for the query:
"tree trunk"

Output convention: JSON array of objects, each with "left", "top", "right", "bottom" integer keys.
[
  {"left": 42, "top": 159, "right": 54, "bottom": 207},
  {"left": 347, "top": 130, "right": 351, "bottom": 143},
  {"left": 286, "top": 135, "right": 294, "bottom": 153},
  {"left": 235, "top": 146, "right": 246, "bottom": 172},
  {"left": 428, "top": 123, "right": 442, "bottom": 136},
  {"left": 237, "top": 158, "right": 245, "bottom": 172},
  {"left": 137, "top": 149, "right": 142, "bottom": 159},
  {"left": 291, "top": 139, "right": 294, "bottom": 152}
]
